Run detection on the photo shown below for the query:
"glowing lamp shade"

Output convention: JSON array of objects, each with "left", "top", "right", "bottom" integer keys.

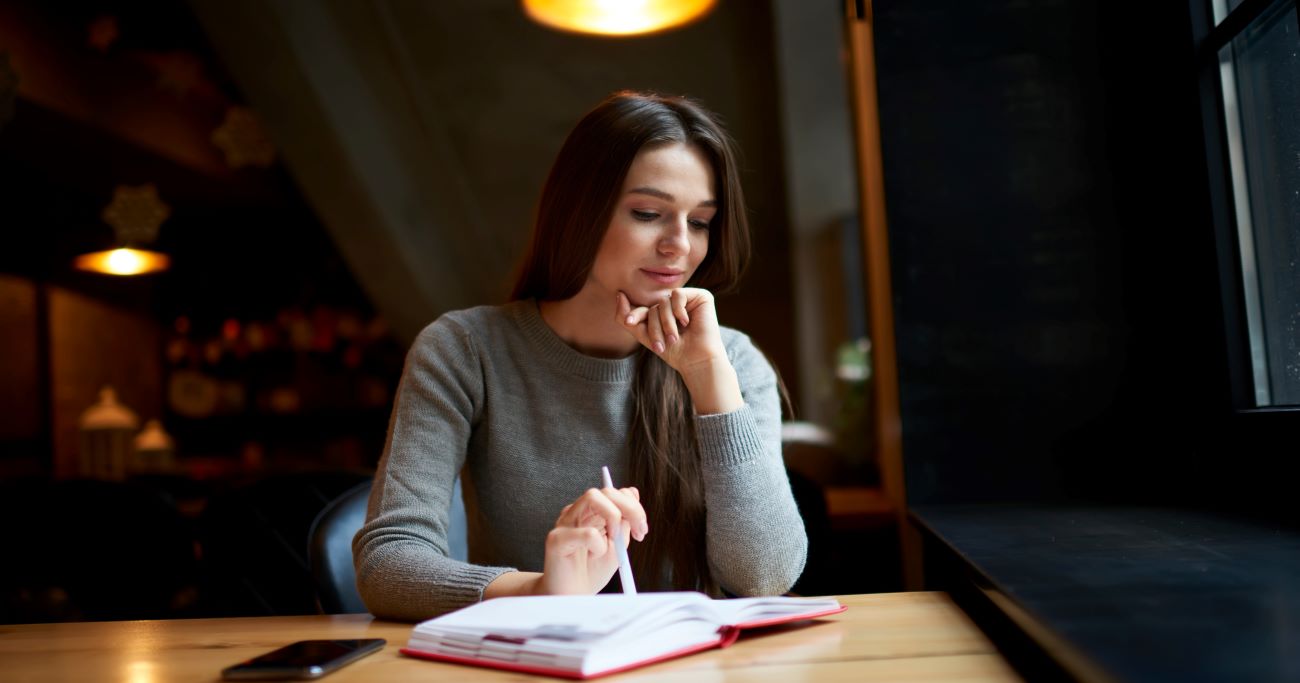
[
  {"left": 523, "top": 0, "right": 716, "bottom": 36},
  {"left": 74, "top": 248, "right": 170, "bottom": 276}
]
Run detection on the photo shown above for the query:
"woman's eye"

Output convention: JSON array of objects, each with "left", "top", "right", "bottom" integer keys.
[
  {"left": 688, "top": 219, "right": 711, "bottom": 230},
  {"left": 632, "top": 210, "right": 659, "bottom": 221}
]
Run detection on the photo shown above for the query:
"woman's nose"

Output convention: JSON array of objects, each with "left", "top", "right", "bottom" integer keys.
[{"left": 658, "top": 219, "right": 690, "bottom": 254}]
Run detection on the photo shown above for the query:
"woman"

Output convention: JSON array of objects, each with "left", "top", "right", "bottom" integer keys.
[{"left": 353, "top": 91, "right": 807, "bottom": 620}]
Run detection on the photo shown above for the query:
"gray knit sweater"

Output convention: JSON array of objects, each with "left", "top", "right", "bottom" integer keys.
[{"left": 352, "top": 300, "right": 807, "bottom": 621}]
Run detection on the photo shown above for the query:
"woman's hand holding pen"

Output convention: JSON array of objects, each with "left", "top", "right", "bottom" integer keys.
[
  {"left": 618, "top": 288, "right": 744, "bottom": 415},
  {"left": 538, "top": 484, "right": 648, "bottom": 595}
]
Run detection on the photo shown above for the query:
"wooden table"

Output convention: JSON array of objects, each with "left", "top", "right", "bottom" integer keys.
[{"left": 0, "top": 593, "right": 1022, "bottom": 682}]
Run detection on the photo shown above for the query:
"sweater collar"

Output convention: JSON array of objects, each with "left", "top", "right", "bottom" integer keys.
[{"left": 510, "top": 300, "right": 639, "bottom": 383}]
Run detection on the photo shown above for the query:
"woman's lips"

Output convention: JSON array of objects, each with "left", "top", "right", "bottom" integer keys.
[{"left": 640, "top": 269, "right": 684, "bottom": 285}]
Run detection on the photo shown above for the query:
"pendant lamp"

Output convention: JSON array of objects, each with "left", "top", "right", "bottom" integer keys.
[
  {"left": 74, "top": 183, "right": 171, "bottom": 276},
  {"left": 522, "top": 0, "right": 717, "bottom": 37},
  {"left": 73, "top": 248, "right": 170, "bottom": 276}
]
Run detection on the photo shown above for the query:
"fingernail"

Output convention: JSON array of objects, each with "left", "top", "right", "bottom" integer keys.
[
  {"left": 653, "top": 341, "right": 665, "bottom": 354},
  {"left": 639, "top": 523, "right": 649, "bottom": 538},
  {"left": 667, "top": 334, "right": 678, "bottom": 345},
  {"left": 626, "top": 315, "right": 636, "bottom": 324}
]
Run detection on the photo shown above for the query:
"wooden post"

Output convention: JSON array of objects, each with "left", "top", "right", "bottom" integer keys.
[{"left": 842, "top": 0, "right": 923, "bottom": 589}]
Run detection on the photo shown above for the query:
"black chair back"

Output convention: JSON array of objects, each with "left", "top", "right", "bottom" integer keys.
[
  {"left": 308, "top": 477, "right": 468, "bottom": 614},
  {"left": 199, "top": 471, "right": 369, "bottom": 617},
  {"left": 307, "top": 480, "right": 372, "bottom": 614}
]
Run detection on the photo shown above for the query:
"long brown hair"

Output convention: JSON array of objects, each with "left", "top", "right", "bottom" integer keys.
[{"left": 511, "top": 91, "right": 751, "bottom": 593}]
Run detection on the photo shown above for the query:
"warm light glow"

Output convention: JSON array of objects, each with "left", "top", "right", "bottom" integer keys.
[
  {"left": 125, "top": 659, "right": 156, "bottom": 683},
  {"left": 523, "top": 0, "right": 716, "bottom": 36},
  {"left": 73, "top": 248, "right": 170, "bottom": 276}
]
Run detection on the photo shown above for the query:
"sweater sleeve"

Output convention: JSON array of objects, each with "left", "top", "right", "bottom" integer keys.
[
  {"left": 695, "top": 332, "right": 808, "bottom": 596},
  {"left": 352, "top": 316, "right": 514, "bottom": 620}
]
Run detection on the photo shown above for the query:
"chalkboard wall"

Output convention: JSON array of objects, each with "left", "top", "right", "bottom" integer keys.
[{"left": 871, "top": 2, "right": 1230, "bottom": 505}]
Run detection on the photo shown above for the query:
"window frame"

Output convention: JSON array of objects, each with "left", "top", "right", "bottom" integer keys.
[{"left": 1191, "top": 0, "right": 1300, "bottom": 414}]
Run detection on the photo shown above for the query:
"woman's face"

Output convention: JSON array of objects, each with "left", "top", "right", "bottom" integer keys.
[{"left": 587, "top": 142, "right": 716, "bottom": 308}]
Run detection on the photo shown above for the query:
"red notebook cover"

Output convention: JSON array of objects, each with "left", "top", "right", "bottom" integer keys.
[{"left": 400, "top": 603, "right": 847, "bottom": 680}]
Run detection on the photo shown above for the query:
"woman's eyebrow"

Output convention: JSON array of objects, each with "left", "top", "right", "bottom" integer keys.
[{"left": 628, "top": 186, "right": 717, "bottom": 207}]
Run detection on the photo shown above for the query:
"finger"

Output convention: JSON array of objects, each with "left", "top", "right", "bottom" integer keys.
[
  {"left": 621, "top": 304, "right": 655, "bottom": 351},
  {"left": 657, "top": 297, "right": 679, "bottom": 347},
  {"left": 577, "top": 488, "right": 629, "bottom": 543},
  {"left": 646, "top": 306, "right": 665, "bottom": 355},
  {"left": 555, "top": 503, "right": 575, "bottom": 526},
  {"left": 623, "top": 486, "right": 640, "bottom": 502},
  {"left": 547, "top": 526, "right": 608, "bottom": 558},
  {"left": 575, "top": 508, "right": 609, "bottom": 530},
  {"left": 601, "top": 486, "right": 649, "bottom": 541},
  {"left": 670, "top": 289, "right": 690, "bottom": 327},
  {"left": 681, "top": 287, "right": 714, "bottom": 315},
  {"left": 616, "top": 292, "right": 633, "bottom": 325},
  {"left": 623, "top": 302, "right": 651, "bottom": 327},
  {"left": 581, "top": 486, "right": 649, "bottom": 544},
  {"left": 557, "top": 500, "right": 606, "bottom": 530}
]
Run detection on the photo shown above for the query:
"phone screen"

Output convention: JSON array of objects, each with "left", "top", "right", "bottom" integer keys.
[{"left": 222, "top": 639, "right": 386, "bottom": 680}]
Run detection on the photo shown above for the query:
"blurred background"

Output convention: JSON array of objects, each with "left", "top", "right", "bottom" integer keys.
[
  {"left": 3, "top": 0, "right": 1291, "bottom": 630},
  {"left": 0, "top": 0, "right": 885, "bottom": 623}
]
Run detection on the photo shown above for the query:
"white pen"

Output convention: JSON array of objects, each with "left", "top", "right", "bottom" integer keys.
[{"left": 601, "top": 465, "right": 638, "bottom": 595}]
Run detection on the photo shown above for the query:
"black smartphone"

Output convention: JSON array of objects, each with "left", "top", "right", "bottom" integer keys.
[{"left": 221, "top": 639, "right": 386, "bottom": 680}]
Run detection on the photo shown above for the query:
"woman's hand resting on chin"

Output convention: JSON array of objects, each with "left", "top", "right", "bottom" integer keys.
[
  {"left": 617, "top": 288, "right": 726, "bottom": 373},
  {"left": 617, "top": 288, "right": 744, "bottom": 415}
]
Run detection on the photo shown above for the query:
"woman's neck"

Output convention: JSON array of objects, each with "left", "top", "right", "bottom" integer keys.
[{"left": 537, "top": 287, "right": 640, "bottom": 359}]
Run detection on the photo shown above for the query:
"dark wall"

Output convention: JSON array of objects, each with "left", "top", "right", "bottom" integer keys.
[{"left": 873, "top": 2, "right": 1226, "bottom": 505}]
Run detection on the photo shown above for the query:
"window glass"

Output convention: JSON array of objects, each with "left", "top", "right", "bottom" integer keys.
[
  {"left": 1218, "top": 1, "right": 1300, "bottom": 406},
  {"left": 1213, "top": 0, "right": 1250, "bottom": 25}
]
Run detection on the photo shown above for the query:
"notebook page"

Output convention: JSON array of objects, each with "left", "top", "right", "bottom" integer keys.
[
  {"left": 408, "top": 616, "right": 725, "bottom": 676},
  {"left": 581, "top": 618, "right": 726, "bottom": 676},
  {"left": 707, "top": 595, "right": 844, "bottom": 625},
  {"left": 413, "top": 592, "right": 713, "bottom": 641}
]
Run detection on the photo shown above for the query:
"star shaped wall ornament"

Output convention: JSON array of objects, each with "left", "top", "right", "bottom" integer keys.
[
  {"left": 0, "top": 51, "right": 18, "bottom": 132},
  {"left": 87, "top": 15, "right": 120, "bottom": 52},
  {"left": 102, "top": 184, "right": 171, "bottom": 245},
  {"left": 211, "top": 106, "right": 276, "bottom": 168}
]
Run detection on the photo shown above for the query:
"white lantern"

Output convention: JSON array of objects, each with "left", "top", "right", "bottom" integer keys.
[{"left": 77, "top": 386, "right": 139, "bottom": 480}]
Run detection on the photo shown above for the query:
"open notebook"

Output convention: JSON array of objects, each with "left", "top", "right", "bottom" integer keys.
[{"left": 401, "top": 592, "right": 845, "bottom": 679}]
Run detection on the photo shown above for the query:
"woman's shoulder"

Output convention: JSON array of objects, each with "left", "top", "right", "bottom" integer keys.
[
  {"left": 418, "top": 302, "right": 520, "bottom": 335},
  {"left": 412, "top": 301, "right": 522, "bottom": 348},
  {"left": 717, "top": 324, "right": 751, "bottom": 351}
]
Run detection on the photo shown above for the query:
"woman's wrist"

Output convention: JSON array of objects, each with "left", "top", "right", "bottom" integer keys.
[
  {"left": 483, "top": 571, "right": 542, "bottom": 599},
  {"left": 681, "top": 355, "right": 744, "bottom": 415}
]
